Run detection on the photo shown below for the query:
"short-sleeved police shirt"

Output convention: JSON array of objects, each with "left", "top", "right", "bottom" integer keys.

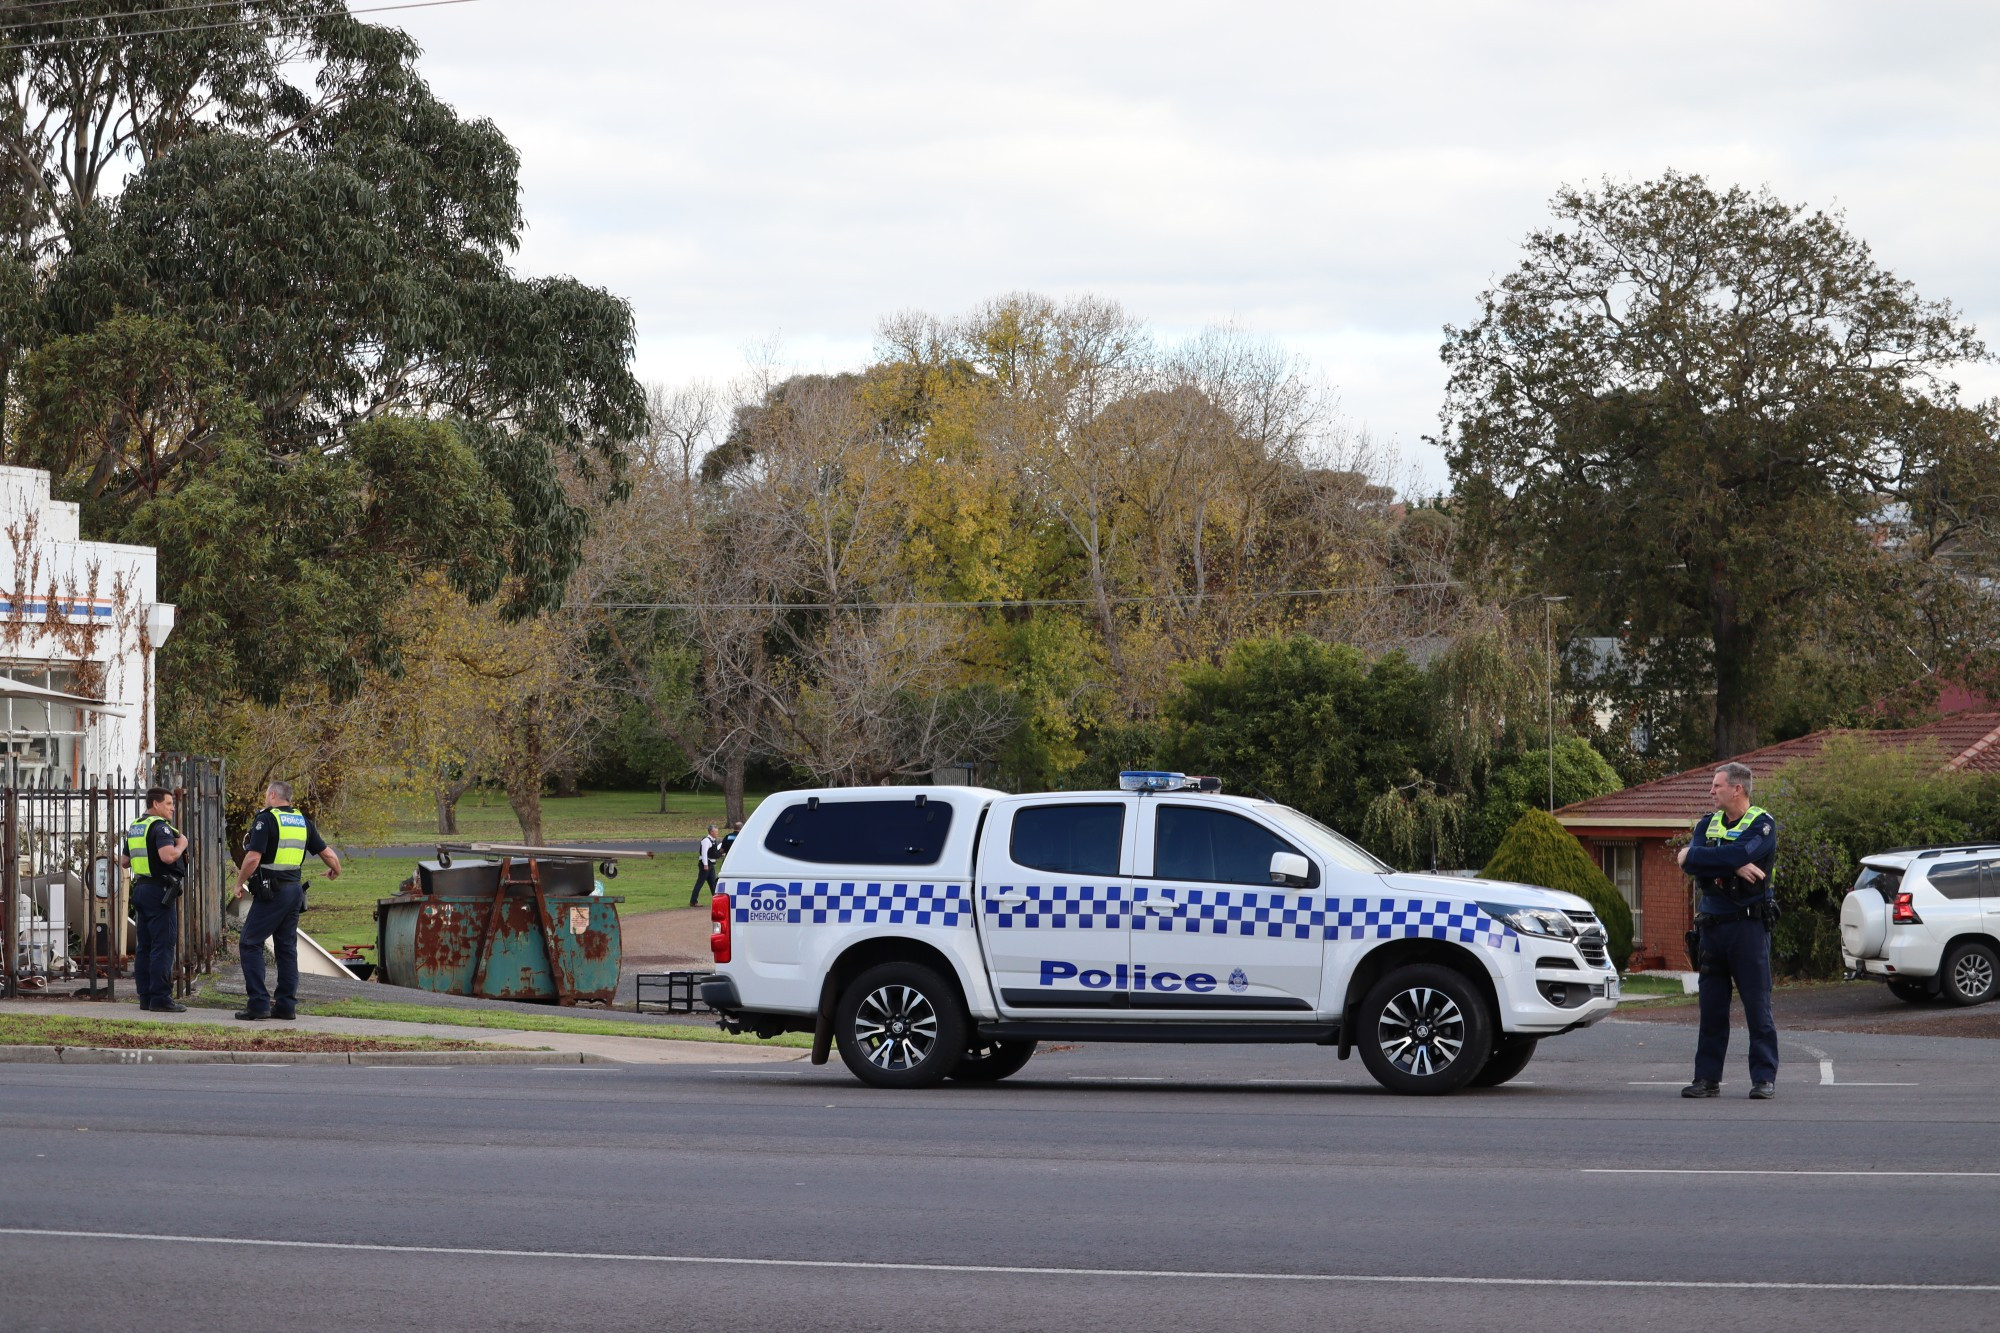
[
  {"left": 141, "top": 819, "right": 185, "bottom": 882},
  {"left": 245, "top": 807, "right": 327, "bottom": 885}
]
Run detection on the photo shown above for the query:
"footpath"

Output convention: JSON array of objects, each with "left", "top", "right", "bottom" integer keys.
[{"left": 0, "top": 996, "right": 805, "bottom": 1068}]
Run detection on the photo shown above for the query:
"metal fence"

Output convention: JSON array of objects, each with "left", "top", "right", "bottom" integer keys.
[{"left": 0, "top": 754, "right": 228, "bottom": 1000}]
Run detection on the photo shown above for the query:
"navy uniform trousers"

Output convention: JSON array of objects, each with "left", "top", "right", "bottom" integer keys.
[
  {"left": 239, "top": 880, "right": 306, "bottom": 1013},
  {"left": 1694, "top": 915, "right": 1780, "bottom": 1084},
  {"left": 130, "top": 878, "right": 179, "bottom": 1007}
]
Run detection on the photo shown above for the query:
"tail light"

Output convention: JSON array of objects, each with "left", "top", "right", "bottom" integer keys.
[
  {"left": 709, "top": 892, "right": 732, "bottom": 963},
  {"left": 1892, "top": 892, "right": 1922, "bottom": 925}
]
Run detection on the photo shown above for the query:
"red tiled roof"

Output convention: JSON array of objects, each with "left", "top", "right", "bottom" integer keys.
[{"left": 1555, "top": 713, "right": 2000, "bottom": 828}]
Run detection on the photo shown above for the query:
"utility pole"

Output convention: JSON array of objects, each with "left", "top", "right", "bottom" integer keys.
[{"left": 1544, "top": 596, "right": 1568, "bottom": 811}]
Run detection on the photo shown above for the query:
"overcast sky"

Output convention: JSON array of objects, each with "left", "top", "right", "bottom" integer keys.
[{"left": 391, "top": 0, "right": 2000, "bottom": 490}]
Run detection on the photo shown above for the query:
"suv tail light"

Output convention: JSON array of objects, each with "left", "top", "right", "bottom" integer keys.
[
  {"left": 1892, "top": 892, "right": 1922, "bottom": 925},
  {"left": 710, "top": 892, "right": 732, "bottom": 963}
]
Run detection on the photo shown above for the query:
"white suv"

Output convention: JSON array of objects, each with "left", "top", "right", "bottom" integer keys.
[{"left": 1840, "top": 846, "right": 2000, "bottom": 1005}]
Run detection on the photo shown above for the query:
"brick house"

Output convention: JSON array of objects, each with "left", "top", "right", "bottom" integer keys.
[{"left": 1554, "top": 712, "right": 2000, "bottom": 969}]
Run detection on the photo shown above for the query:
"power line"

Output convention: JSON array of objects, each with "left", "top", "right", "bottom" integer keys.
[
  {"left": 0, "top": 0, "right": 477, "bottom": 54},
  {"left": 2, "top": 3, "right": 244, "bottom": 35},
  {"left": 578, "top": 581, "right": 1469, "bottom": 614}
]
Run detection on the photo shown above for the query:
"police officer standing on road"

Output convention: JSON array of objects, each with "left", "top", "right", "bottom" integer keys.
[
  {"left": 231, "top": 781, "right": 341, "bottom": 1021},
  {"left": 1677, "top": 762, "right": 1780, "bottom": 1099},
  {"left": 691, "top": 824, "right": 721, "bottom": 907},
  {"left": 122, "top": 787, "right": 190, "bottom": 1012}
]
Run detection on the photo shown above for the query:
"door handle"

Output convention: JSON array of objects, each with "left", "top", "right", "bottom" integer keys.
[
  {"left": 1143, "top": 901, "right": 1178, "bottom": 914},
  {"left": 990, "top": 887, "right": 1024, "bottom": 899}
]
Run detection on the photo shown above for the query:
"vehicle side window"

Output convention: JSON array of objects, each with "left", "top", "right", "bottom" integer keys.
[
  {"left": 1010, "top": 804, "right": 1124, "bottom": 876},
  {"left": 1153, "top": 804, "right": 1317, "bottom": 888},
  {"left": 1926, "top": 861, "right": 1984, "bottom": 901},
  {"left": 762, "top": 800, "right": 954, "bottom": 865}
]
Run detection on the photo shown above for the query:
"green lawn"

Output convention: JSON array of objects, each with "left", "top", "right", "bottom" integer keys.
[
  {"left": 301, "top": 851, "right": 700, "bottom": 953},
  {"left": 1617, "top": 973, "right": 1692, "bottom": 997},
  {"left": 0, "top": 1013, "right": 493, "bottom": 1052},
  {"left": 348, "top": 787, "right": 766, "bottom": 847},
  {"left": 304, "top": 997, "right": 813, "bottom": 1048}
]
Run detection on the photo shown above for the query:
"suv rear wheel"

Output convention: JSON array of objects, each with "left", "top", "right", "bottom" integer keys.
[
  {"left": 1356, "top": 964, "right": 1493, "bottom": 1095},
  {"left": 1940, "top": 942, "right": 1999, "bottom": 1007},
  {"left": 833, "top": 961, "right": 967, "bottom": 1089},
  {"left": 949, "top": 1038, "right": 1038, "bottom": 1083}
]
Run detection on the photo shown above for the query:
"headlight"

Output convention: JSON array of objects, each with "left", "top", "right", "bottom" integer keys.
[{"left": 1478, "top": 902, "right": 1579, "bottom": 940}]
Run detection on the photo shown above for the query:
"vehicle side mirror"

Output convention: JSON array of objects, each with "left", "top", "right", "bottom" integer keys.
[{"left": 1269, "top": 852, "right": 1312, "bottom": 887}]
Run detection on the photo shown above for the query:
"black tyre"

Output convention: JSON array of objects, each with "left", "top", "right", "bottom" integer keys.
[
  {"left": 1467, "top": 1034, "right": 1538, "bottom": 1088},
  {"left": 949, "top": 1039, "right": 1038, "bottom": 1083},
  {"left": 833, "top": 961, "right": 967, "bottom": 1089},
  {"left": 1887, "top": 979, "right": 1935, "bottom": 1004},
  {"left": 1356, "top": 964, "right": 1493, "bottom": 1096},
  {"left": 1940, "top": 942, "right": 1999, "bottom": 1007}
]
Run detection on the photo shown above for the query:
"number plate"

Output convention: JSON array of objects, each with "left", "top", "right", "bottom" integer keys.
[{"left": 1605, "top": 972, "right": 1621, "bottom": 1001}]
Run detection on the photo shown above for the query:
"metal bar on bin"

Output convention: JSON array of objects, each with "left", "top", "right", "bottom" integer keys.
[
  {"left": 434, "top": 842, "right": 655, "bottom": 861},
  {"left": 525, "top": 859, "right": 575, "bottom": 1006},
  {"left": 467, "top": 857, "right": 515, "bottom": 1000}
]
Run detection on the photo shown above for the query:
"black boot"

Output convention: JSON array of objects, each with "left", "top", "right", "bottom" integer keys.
[
  {"left": 234, "top": 1007, "right": 272, "bottom": 1021},
  {"left": 1680, "top": 1078, "right": 1721, "bottom": 1098},
  {"left": 153, "top": 1000, "right": 188, "bottom": 1013}
]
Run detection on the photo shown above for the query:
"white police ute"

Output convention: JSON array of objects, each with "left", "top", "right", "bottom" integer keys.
[{"left": 699, "top": 773, "right": 1619, "bottom": 1095}]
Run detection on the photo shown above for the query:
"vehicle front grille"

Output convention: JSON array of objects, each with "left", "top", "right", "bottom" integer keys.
[{"left": 1576, "top": 931, "right": 1610, "bottom": 968}]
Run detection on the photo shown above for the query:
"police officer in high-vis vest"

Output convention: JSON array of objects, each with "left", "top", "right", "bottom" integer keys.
[
  {"left": 231, "top": 780, "right": 340, "bottom": 1020},
  {"left": 122, "top": 786, "right": 190, "bottom": 1012},
  {"left": 1677, "top": 762, "right": 1780, "bottom": 1099}
]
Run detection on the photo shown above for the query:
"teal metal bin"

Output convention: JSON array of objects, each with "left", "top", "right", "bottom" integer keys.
[{"left": 374, "top": 858, "right": 623, "bottom": 1003}]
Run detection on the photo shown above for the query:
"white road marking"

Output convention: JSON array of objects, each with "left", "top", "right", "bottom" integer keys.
[
  {"left": 1, "top": 1228, "right": 1996, "bottom": 1291},
  {"left": 1819, "top": 1059, "right": 1835, "bottom": 1085},
  {"left": 1065, "top": 1076, "right": 1169, "bottom": 1082},
  {"left": 1583, "top": 1169, "right": 1999, "bottom": 1178}
]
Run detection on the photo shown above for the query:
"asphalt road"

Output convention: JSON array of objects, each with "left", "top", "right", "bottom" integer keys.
[{"left": 2, "top": 1016, "right": 1997, "bottom": 1332}]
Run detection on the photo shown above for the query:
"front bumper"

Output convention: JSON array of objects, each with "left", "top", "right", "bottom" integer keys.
[{"left": 1498, "top": 956, "right": 1620, "bottom": 1033}]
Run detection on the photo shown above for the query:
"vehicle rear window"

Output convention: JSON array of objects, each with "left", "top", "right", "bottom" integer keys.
[
  {"left": 1154, "top": 804, "right": 1317, "bottom": 887},
  {"left": 1853, "top": 865, "right": 1903, "bottom": 901},
  {"left": 1010, "top": 804, "right": 1124, "bottom": 876},
  {"left": 762, "top": 799, "right": 953, "bottom": 865}
]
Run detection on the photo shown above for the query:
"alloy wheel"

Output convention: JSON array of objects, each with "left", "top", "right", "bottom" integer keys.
[
  {"left": 1376, "top": 986, "right": 1467, "bottom": 1077},
  {"left": 852, "top": 984, "right": 940, "bottom": 1071}
]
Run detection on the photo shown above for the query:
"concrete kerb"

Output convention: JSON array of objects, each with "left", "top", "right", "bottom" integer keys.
[{"left": 0, "top": 1044, "right": 616, "bottom": 1066}]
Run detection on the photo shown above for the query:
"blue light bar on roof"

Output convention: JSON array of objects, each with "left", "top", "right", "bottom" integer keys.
[{"left": 1118, "top": 771, "right": 1223, "bottom": 793}]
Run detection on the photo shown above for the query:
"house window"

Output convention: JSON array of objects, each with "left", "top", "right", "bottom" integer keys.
[
  {"left": 1600, "top": 843, "right": 1641, "bottom": 943},
  {"left": 0, "top": 665, "right": 89, "bottom": 786}
]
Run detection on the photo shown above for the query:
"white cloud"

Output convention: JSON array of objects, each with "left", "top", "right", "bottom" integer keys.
[{"left": 395, "top": 0, "right": 2000, "bottom": 488}]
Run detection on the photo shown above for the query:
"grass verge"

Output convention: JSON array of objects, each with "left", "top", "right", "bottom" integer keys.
[
  {"left": 1618, "top": 973, "right": 1692, "bottom": 997},
  {"left": 0, "top": 1013, "right": 499, "bottom": 1053},
  {"left": 304, "top": 997, "right": 813, "bottom": 1049}
]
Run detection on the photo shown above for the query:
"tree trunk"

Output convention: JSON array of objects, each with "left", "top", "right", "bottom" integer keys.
[
  {"left": 1709, "top": 591, "right": 1760, "bottom": 760},
  {"left": 435, "top": 776, "right": 470, "bottom": 836},
  {"left": 508, "top": 783, "right": 545, "bottom": 846},
  {"left": 723, "top": 749, "right": 747, "bottom": 826},
  {"left": 552, "top": 769, "right": 580, "bottom": 798},
  {"left": 658, "top": 773, "right": 669, "bottom": 815}
]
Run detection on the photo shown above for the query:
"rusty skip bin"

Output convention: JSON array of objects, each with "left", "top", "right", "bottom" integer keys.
[{"left": 372, "top": 843, "right": 652, "bottom": 1005}]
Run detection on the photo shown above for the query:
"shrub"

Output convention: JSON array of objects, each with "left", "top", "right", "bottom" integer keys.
[
  {"left": 1467, "top": 738, "right": 1623, "bottom": 865},
  {"left": 1480, "top": 807, "right": 1634, "bottom": 965}
]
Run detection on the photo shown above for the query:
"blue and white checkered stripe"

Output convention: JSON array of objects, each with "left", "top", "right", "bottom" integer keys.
[
  {"left": 1324, "top": 897, "right": 1518, "bottom": 952},
  {"left": 981, "top": 884, "right": 1129, "bottom": 930},
  {"left": 1130, "top": 886, "right": 1327, "bottom": 939},
  {"left": 977, "top": 888, "right": 1516, "bottom": 952},
  {"left": 732, "top": 881, "right": 969, "bottom": 927}
]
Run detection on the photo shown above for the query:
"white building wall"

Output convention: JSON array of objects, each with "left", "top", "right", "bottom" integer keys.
[{"left": 0, "top": 465, "right": 176, "bottom": 783}]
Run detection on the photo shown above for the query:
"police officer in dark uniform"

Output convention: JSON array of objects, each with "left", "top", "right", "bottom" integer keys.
[
  {"left": 1678, "top": 762, "right": 1780, "bottom": 1099},
  {"left": 123, "top": 786, "right": 189, "bottom": 1013},
  {"left": 231, "top": 780, "right": 341, "bottom": 1021}
]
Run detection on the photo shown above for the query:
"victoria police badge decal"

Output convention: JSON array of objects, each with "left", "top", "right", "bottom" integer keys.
[{"left": 1227, "top": 968, "right": 1249, "bottom": 993}]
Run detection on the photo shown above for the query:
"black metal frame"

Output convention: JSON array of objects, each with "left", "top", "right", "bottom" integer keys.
[{"left": 635, "top": 970, "right": 715, "bottom": 1014}]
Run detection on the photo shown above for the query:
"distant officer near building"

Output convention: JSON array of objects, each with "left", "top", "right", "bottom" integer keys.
[
  {"left": 1677, "top": 762, "right": 1780, "bottom": 1099},
  {"left": 123, "top": 787, "right": 190, "bottom": 1013},
  {"left": 691, "top": 824, "right": 721, "bottom": 907},
  {"left": 231, "top": 781, "right": 342, "bottom": 1021}
]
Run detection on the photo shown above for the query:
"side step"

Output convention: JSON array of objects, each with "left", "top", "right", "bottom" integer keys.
[{"left": 976, "top": 1020, "right": 1340, "bottom": 1045}]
